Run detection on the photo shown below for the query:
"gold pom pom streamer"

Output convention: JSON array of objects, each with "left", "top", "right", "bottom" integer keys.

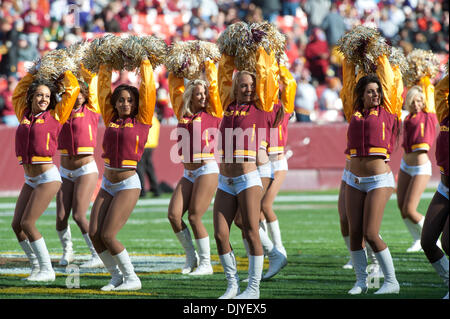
[
  {"left": 27, "top": 34, "right": 168, "bottom": 93},
  {"left": 140, "top": 35, "right": 168, "bottom": 69},
  {"left": 336, "top": 26, "right": 390, "bottom": 74},
  {"left": 81, "top": 34, "right": 125, "bottom": 72},
  {"left": 165, "top": 40, "right": 220, "bottom": 79},
  {"left": 120, "top": 35, "right": 148, "bottom": 71},
  {"left": 217, "top": 21, "right": 286, "bottom": 72},
  {"left": 404, "top": 48, "right": 440, "bottom": 87},
  {"left": 28, "top": 48, "right": 77, "bottom": 85},
  {"left": 388, "top": 46, "right": 409, "bottom": 78}
]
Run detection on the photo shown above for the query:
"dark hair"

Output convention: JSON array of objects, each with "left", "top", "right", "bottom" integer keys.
[
  {"left": 110, "top": 84, "right": 139, "bottom": 116},
  {"left": 355, "top": 74, "right": 401, "bottom": 149},
  {"left": 79, "top": 81, "right": 89, "bottom": 104},
  {"left": 26, "top": 80, "right": 58, "bottom": 111},
  {"left": 272, "top": 104, "right": 285, "bottom": 127},
  {"left": 354, "top": 74, "right": 384, "bottom": 113}
]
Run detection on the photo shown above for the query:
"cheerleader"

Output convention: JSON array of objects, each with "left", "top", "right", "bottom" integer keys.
[
  {"left": 11, "top": 70, "right": 80, "bottom": 282},
  {"left": 214, "top": 46, "right": 279, "bottom": 299},
  {"left": 421, "top": 74, "right": 449, "bottom": 299},
  {"left": 88, "top": 57, "right": 156, "bottom": 291},
  {"left": 167, "top": 59, "right": 222, "bottom": 276},
  {"left": 56, "top": 65, "right": 103, "bottom": 268},
  {"left": 234, "top": 104, "right": 286, "bottom": 282},
  {"left": 259, "top": 63, "right": 296, "bottom": 279},
  {"left": 397, "top": 79, "right": 438, "bottom": 252},
  {"left": 341, "top": 54, "right": 402, "bottom": 295},
  {"left": 339, "top": 68, "right": 383, "bottom": 277}
]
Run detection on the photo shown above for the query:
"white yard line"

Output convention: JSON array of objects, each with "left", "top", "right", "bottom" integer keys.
[{"left": 0, "top": 192, "right": 436, "bottom": 210}]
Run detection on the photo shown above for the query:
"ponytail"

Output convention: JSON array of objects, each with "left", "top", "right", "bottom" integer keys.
[{"left": 272, "top": 104, "right": 285, "bottom": 128}]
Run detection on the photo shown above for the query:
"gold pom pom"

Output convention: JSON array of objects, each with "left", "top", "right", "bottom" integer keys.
[
  {"left": 217, "top": 21, "right": 286, "bottom": 72},
  {"left": 404, "top": 48, "right": 440, "bottom": 87},
  {"left": 120, "top": 35, "right": 147, "bottom": 71},
  {"left": 388, "top": 47, "right": 409, "bottom": 78},
  {"left": 29, "top": 48, "right": 76, "bottom": 84},
  {"left": 337, "top": 26, "right": 390, "bottom": 74},
  {"left": 165, "top": 40, "right": 220, "bottom": 79},
  {"left": 81, "top": 34, "right": 125, "bottom": 72},
  {"left": 140, "top": 35, "right": 168, "bottom": 68}
]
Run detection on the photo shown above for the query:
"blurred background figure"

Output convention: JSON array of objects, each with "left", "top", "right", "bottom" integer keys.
[
  {"left": 0, "top": 74, "right": 19, "bottom": 126},
  {"left": 304, "top": 28, "right": 329, "bottom": 85},
  {"left": 294, "top": 67, "right": 317, "bottom": 123},
  {"left": 137, "top": 114, "right": 161, "bottom": 198}
]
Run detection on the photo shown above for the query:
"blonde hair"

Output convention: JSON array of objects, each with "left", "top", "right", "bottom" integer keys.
[
  {"left": 181, "top": 79, "right": 208, "bottom": 117},
  {"left": 405, "top": 85, "right": 425, "bottom": 113},
  {"left": 230, "top": 70, "right": 256, "bottom": 103}
]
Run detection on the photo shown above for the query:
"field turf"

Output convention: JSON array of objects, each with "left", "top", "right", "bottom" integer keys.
[{"left": 0, "top": 189, "right": 447, "bottom": 301}]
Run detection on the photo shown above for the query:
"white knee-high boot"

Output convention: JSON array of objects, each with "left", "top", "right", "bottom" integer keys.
[
  {"left": 112, "top": 249, "right": 141, "bottom": 291},
  {"left": 374, "top": 247, "right": 400, "bottom": 294},
  {"left": 259, "top": 226, "right": 287, "bottom": 280},
  {"left": 259, "top": 220, "right": 267, "bottom": 232},
  {"left": 431, "top": 256, "right": 449, "bottom": 299},
  {"left": 365, "top": 241, "right": 383, "bottom": 278},
  {"left": 175, "top": 228, "right": 199, "bottom": 274},
  {"left": 259, "top": 225, "right": 273, "bottom": 255},
  {"left": 29, "top": 237, "right": 55, "bottom": 282},
  {"left": 80, "top": 233, "right": 104, "bottom": 268},
  {"left": 218, "top": 251, "right": 240, "bottom": 299},
  {"left": 234, "top": 255, "right": 264, "bottom": 299},
  {"left": 19, "top": 239, "right": 40, "bottom": 280},
  {"left": 242, "top": 238, "right": 250, "bottom": 257},
  {"left": 57, "top": 226, "right": 74, "bottom": 266},
  {"left": 98, "top": 250, "right": 123, "bottom": 291},
  {"left": 348, "top": 249, "right": 368, "bottom": 294},
  {"left": 403, "top": 217, "right": 424, "bottom": 252},
  {"left": 267, "top": 219, "right": 286, "bottom": 257},
  {"left": 342, "top": 236, "right": 353, "bottom": 269},
  {"left": 189, "top": 236, "right": 213, "bottom": 276}
]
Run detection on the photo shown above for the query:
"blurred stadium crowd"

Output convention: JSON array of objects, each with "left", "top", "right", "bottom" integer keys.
[{"left": 1, "top": 0, "right": 448, "bottom": 125}]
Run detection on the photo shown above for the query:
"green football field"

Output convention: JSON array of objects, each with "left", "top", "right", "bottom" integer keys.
[{"left": 0, "top": 189, "right": 447, "bottom": 300}]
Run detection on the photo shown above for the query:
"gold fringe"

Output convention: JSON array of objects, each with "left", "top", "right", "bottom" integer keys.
[
  {"left": 404, "top": 48, "right": 440, "bottom": 87},
  {"left": 337, "top": 26, "right": 390, "bottom": 74},
  {"left": 388, "top": 46, "right": 409, "bottom": 78},
  {"left": 165, "top": 40, "right": 220, "bottom": 79},
  {"left": 217, "top": 21, "right": 286, "bottom": 72}
]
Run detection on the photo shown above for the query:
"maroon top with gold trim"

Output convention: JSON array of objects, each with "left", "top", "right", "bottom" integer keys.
[
  {"left": 434, "top": 74, "right": 449, "bottom": 176},
  {"left": 436, "top": 116, "right": 449, "bottom": 176},
  {"left": 176, "top": 112, "right": 222, "bottom": 162},
  {"left": 347, "top": 105, "right": 399, "bottom": 160},
  {"left": 97, "top": 60, "right": 156, "bottom": 170},
  {"left": 217, "top": 47, "right": 280, "bottom": 162},
  {"left": 401, "top": 111, "right": 438, "bottom": 154},
  {"left": 58, "top": 67, "right": 100, "bottom": 157},
  {"left": 219, "top": 102, "right": 274, "bottom": 161},
  {"left": 13, "top": 71, "right": 80, "bottom": 165},
  {"left": 168, "top": 60, "right": 223, "bottom": 163},
  {"left": 58, "top": 104, "right": 100, "bottom": 156},
  {"left": 342, "top": 55, "right": 403, "bottom": 161}
]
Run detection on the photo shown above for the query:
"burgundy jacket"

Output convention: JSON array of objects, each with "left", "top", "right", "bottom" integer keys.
[
  {"left": 402, "top": 111, "right": 438, "bottom": 154},
  {"left": 347, "top": 105, "right": 399, "bottom": 160},
  {"left": 58, "top": 104, "right": 100, "bottom": 156},
  {"left": 177, "top": 111, "right": 222, "bottom": 163},
  {"left": 436, "top": 116, "right": 449, "bottom": 176}
]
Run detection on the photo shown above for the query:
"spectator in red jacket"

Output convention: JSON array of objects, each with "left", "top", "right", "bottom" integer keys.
[
  {"left": 21, "top": 0, "right": 49, "bottom": 39},
  {"left": 0, "top": 75, "right": 19, "bottom": 126},
  {"left": 304, "top": 27, "right": 329, "bottom": 85}
]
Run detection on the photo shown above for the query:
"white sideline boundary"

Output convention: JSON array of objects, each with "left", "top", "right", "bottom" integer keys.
[{"left": 0, "top": 192, "right": 436, "bottom": 210}]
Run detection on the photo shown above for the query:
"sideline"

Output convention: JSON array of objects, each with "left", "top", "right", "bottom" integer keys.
[{"left": 0, "top": 192, "right": 436, "bottom": 210}]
